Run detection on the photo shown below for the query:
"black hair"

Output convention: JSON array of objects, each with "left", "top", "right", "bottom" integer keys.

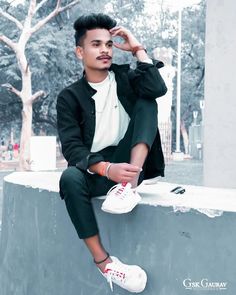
[{"left": 73, "top": 13, "right": 117, "bottom": 46}]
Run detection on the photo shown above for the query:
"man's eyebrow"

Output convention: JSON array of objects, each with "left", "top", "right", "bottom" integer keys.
[{"left": 90, "top": 40, "right": 113, "bottom": 44}]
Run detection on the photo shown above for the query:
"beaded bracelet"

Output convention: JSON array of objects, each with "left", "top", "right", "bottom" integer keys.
[{"left": 94, "top": 252, "right": 110, "bottom": 264}]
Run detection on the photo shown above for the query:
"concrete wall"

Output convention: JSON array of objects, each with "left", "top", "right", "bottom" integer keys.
[
  {"left": 204, "top": 0, "right": 236, "bottom": 188},
  {"left": 0, "top": 172, "right": 236, "bottom": 295}
]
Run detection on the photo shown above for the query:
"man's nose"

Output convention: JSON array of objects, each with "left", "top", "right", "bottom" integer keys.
[{"left": 100, "top": 44, "right": 109, "bottom": 53}]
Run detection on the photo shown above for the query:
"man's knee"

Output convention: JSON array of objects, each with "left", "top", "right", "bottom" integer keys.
[
  {"left": 60, "top": 166, "right": 85, "bottom": 185},
  {"left": 59, "top": 167, "right": 86, "bottom": 199}
]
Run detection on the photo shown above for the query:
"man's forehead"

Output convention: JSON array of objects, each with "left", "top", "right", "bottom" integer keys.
[{"left": 85, "top": 28, "right": 112, "bottom": 41}]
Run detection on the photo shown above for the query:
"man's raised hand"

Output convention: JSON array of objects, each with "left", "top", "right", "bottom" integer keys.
[{"left": 110, "top": 26, "right": 141, "bottom": 52}]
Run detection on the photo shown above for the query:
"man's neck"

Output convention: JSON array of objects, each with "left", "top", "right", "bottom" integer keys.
[{"left": 85, "top": 68, "right": 109, "bottom": 83}]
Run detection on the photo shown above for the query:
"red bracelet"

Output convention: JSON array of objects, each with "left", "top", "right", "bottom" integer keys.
[{"left": 98, "top": 162, "right": 110, "bottom": 177}]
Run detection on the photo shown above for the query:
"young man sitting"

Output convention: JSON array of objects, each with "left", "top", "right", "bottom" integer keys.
[{"left": 57, "top": 13, "right": 167, "bottom": 293}]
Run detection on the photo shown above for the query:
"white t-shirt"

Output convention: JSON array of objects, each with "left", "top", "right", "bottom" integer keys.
[{"left": 88, "top": 71, "right": 130, "bottom": 153}]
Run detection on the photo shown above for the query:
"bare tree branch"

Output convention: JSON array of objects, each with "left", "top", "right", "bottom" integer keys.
[
  {"left": 1, "top": 83, "right": 21, "bottom": 98},
  {"left": 56, "top": 0, "right": 62, "bottom": 10},
  {"left": 0, "top": 8, "right": 23, "bottom": 30},
  {"left": 0, "top": 34, "right": 17, "bottom": 52},
  {"left": 30, "top": 0, "right": 80, "bottom": 34},
  {"left": 31, "top": 90, "right": 45, "bottom": 102},
  {"left": 34, "top": 0, "right": 49, "bottom": 14},
  {"left": 26, "top": 0, "right": 36, "bottom": 26},
  {"left": 59, "top": 0, "right": 79, "bottom": 13}
]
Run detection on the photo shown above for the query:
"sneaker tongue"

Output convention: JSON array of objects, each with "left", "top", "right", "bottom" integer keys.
[{"left": 122, "top": 182, "right": 132, "bottom": 189}]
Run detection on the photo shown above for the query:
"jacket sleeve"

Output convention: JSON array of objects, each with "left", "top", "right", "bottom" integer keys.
[
  {"left": 56, "top": 92, "right": 104, "bottom": 171},
  {"left": 127, "top": 59, "right": 167, "bottom": 100}
]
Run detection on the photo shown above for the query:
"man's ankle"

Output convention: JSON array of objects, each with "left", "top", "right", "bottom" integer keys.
[{"left": 96, "top": 256, "right": 112, "bottom": 273}]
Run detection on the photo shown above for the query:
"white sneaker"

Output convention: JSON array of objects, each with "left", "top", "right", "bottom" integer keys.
[
  {"left": 101, "top": 183, "right": 141, "bottom": 214},
  {"left": 99, "top": 256, "right": 147, "bottom": 293}
]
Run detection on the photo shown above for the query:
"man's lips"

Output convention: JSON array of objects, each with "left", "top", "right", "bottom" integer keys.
[{"left": 97, "top": 56, "right": 112, "bottom": 60}]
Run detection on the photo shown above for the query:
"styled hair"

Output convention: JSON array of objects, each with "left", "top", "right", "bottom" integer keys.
[{"left": 73, "top": 13, "right": 117, "bottom": 46}]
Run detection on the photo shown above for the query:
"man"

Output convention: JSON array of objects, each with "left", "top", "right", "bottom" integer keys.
[{"left": 57, "top": 13, "right": 167, "bottom": 293}]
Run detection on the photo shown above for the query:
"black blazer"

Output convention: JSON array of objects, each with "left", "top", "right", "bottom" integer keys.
[{"left": 56, "top": 60, "right": 167, "bottom": 179}]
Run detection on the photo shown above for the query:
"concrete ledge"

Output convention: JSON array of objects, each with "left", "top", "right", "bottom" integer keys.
[{"left": 0, "top": 172, "right": 236, "bottom": 295}]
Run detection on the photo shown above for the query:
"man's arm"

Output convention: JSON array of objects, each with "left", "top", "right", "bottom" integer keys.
[
  {"left": 128, "top": 60, "right": 167, "bottom": 99},
  {"left": 57, "top": 91, "right": 141, "bottom": 181},
  {"left": 56, "top": 93, "right": 104, "bottom": 170},
  {"left": 110, "top": 26, "right": 167, "bottom": 99},
  {"left": 110, "top": 26, "right": 149, "bottom": 62}
]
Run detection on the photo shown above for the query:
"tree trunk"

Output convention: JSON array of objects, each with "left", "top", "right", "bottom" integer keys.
[
  {"left": 19, "top": 102, "right": 33, "bottom": 170},
  {"left": 18, "top": 52, "right": 33, "bottom": 170},
  {"left": 180, "top": 121, "right": 189, "bottom": 154}
]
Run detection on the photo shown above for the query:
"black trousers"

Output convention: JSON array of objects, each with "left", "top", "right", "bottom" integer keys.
[{"left": 59, "top": 99, "right": 158, "bottom": 239}]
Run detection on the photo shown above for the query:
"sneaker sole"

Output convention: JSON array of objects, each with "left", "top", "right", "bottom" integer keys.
[{"left": 101, "top": 196, "right": 141, "bottom": 214}]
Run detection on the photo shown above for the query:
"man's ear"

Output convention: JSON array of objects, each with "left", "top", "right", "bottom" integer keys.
[{"left": 75, "top": 46, "right": 83, "bottom": 60}]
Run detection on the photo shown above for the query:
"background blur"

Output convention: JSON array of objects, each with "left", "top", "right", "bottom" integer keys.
[{"left": 0, "top": 0, "right": 206, "bottom": 163}]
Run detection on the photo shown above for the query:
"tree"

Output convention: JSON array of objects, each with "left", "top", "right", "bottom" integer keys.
[{"left": 0, "top": 0, "right": 80, "bottom": 170}]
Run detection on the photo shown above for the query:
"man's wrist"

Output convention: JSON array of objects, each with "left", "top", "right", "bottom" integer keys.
[
  {"left": 131, "top": 45, "right": 147, "bottom": 56},
  {"left": 131, "top": 44, "right": 151, "bottom": 62},
  {"left": 88, "top": 161, "right": 110, "bottom": 177}
]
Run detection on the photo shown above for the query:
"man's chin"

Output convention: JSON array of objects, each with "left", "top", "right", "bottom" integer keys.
[{"left": 99, "top": 66, "right": 111, "bottom": 71}]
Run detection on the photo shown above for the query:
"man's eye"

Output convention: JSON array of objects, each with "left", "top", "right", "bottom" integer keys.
[
  {"left": 107, "top": 43, "right": 113, "bottom": 48},
  {"left": 93, "top": 43, "right": 99, "bottom": 47}
]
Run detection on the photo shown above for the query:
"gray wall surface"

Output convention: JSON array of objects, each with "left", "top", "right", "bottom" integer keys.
[
  {"left": 0, "top": 180, "right": 236, "bottom": 295},
  {"left": 204, "top": 0, "right": 236, "bottom": 188}
]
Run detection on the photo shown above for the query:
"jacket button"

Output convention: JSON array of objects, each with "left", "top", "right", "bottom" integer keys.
[{"left": 91, "top": 110, "right": 95, "bottom": 115}]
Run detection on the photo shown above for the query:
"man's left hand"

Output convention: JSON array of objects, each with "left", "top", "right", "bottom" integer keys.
[{"left": 110, "top": 26, "right": 141, "bottom": 52}]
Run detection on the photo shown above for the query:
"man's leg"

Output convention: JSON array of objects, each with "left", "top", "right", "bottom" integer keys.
[
  {"left": 59, "top": 167, "right": 112, "bottom": 272},
  {"left": 101, "top": 98, "right": 158, "bottom": 214},
  {"left": 129, "top": 142, "right": 148, "bottom": 187},
  {"left": 84, "top": 235, "right": 112, "bottom": 272},
  {"left": 59, "top": 166, "right": 147, "bottom": 293},
  {"left": 111, "top": 98, "right": 158, "bottom": 186}
]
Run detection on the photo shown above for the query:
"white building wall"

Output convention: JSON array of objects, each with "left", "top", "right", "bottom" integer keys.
[{"left": 204, "top": 0, "right": 236, "bottom": 188}]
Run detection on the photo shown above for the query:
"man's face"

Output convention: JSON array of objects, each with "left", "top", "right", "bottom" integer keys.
[{"left": 76, "top": 28, "right": 113, "bottom": 71}]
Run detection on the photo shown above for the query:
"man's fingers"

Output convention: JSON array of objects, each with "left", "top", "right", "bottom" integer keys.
[
  {"left": 113, "top": 42, "right": 124, "bottom": 49},
  {"left": 110, "top": 26, "right": 123, "bottom": 33},
  {"left": 122, "top": 163, "right": 142, "bottom": 172},
  {"left": 110, "top": 27, "right": 129, "bottom": 38},
  {"left": 110, "top": 26, "right": 121, "bottom": 31},
  {"left": 123, "top": 171, "right": 139, "bottom": 178}
]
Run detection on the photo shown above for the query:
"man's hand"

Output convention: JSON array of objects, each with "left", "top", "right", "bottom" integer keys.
[
  {"left": 88, "top": 161, "right": 142, "bottom": 183},
  {"left": 108, "top": 163, "right": 142, "bottom": 183},
  {"left": 110, "top": 26, "right": 141, "bottom": 52}
]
